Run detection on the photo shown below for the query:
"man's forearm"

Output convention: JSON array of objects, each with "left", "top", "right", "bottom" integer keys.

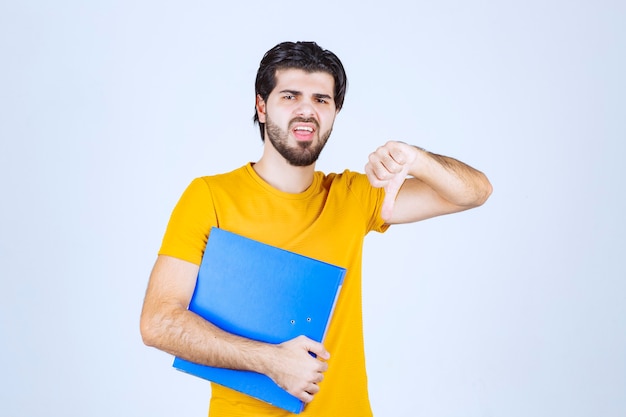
[
  {"left": 141, "top": 301, "right": 329, "bottom": 403},
  {"left": 141, "top": 302, "right": 272, "bottom": 374},
  {"left": 409, "top": 147, "right": 492, "bottom": 208}
]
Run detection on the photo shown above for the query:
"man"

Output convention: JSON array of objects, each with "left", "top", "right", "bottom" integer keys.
[{"left": 140, "top": 41, "right": 492, "bottom": 416}]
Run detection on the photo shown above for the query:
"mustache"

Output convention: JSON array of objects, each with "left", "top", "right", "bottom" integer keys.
[{"left": 289, "top": 117, "right": 319, "bottom": 129}]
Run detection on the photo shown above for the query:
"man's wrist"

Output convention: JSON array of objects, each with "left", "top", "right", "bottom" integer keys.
[{"left": 407, "top": 145, "right": 429, "bottom": 178}]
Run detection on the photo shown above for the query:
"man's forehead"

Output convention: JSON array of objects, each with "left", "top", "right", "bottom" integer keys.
[{"left": 273, "top": 68, "right": 335, "bottom": 92}]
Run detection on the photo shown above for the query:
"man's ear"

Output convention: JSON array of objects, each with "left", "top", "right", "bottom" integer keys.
[{"left": 256, "top": 95, "right": 267, "bottom": 123}]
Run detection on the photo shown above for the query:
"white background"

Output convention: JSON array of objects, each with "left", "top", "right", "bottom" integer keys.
[{"left": 1, "top": 1, "right": 624, "bottom": 416}]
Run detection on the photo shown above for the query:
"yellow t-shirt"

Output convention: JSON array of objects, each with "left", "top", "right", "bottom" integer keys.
[{"left": 159, "top": 163, "right": 388, "bottom": 417}]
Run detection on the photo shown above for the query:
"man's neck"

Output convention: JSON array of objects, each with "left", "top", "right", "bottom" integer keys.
[{"left": 253, "top": 148, "right": 316, "bottom": 194}]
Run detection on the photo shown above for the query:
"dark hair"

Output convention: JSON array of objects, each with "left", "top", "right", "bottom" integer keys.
[{"left": 253, "top": 41, "right": 348, "bottom": 141}]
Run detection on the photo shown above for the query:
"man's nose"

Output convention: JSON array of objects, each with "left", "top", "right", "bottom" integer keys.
[{"left": 295, "top": 100, "right": 315, "bottom": 117}]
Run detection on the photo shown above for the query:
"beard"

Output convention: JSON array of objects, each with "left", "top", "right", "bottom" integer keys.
[{"left": 265, "top": 116, "right": 333, "bottom": 167}]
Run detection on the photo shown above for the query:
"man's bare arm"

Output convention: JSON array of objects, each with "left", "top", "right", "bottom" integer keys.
[
  {"left": 140, "top": 255, "right": 329, "bottom": 403},
  {"left": 365, "top": 141, "right": 492, "bottom": 224}
]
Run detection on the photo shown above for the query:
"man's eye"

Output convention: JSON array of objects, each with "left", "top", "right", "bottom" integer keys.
[
  {"left": 317, "top": 98, "right": 327, "bottom": 104},
  {"left": 283, "top": 95, "right": 295, "bottom": 100}
]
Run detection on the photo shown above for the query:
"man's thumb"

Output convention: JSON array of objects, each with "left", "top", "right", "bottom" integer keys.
[
  {"left": 306, "top": 340, "right": 330, "bottom": 360},
  {"left": 381, "top": 168, "right": 408, "bottom": 222}
]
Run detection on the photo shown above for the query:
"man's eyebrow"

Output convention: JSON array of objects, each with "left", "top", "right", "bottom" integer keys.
[
  {"left": 279, "top": 89, "right": 302, "bottom": 96},
  {"left": 278, "top": 90, "right": 333, "bottom": 100},
  {"left": 313, "top": 93, "right": 333, "bottom": 100}
]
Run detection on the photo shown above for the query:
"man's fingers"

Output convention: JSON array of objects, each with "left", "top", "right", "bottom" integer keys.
[
  {"left": 297, "top": 390, "right": 315, "bottom": 403},
  {"left": 304, "top": 338, "right": 330, "bottom": 361},
  {"left": 367, "top": 147, "right": 402, "bottom": 181}
]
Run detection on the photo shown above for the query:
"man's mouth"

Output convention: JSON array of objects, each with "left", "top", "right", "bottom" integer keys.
[{"left": 291, "top": 121, "right": 317, "bottom": 141}]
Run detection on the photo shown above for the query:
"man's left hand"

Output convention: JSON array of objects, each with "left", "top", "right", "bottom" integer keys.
[{"left": 365, "top": 141, "right": 418, "bottom": 222}]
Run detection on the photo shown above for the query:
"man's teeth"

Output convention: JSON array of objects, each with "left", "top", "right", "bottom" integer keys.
[{"left": 294, "top": 126, "right": 313, "bottom": 132}]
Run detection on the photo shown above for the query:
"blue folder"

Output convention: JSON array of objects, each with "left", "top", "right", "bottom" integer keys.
[{"left": 173, "top": 227, "right": 345, "bottom": 414}]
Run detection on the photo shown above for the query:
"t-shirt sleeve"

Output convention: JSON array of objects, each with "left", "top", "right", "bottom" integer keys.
[
  {"left": 344, "top": 171, "right": 390, "bottom": 234},
  {"left": 158, "top": 177, "right": 217, "bottom": 265}
]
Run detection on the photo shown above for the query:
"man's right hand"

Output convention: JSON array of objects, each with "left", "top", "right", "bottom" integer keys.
[
  {"left": 141, "top": 256, "right": 331, "bottom": 404},
  {"left": 263, "top": 335, "right": 330, "bottom": 403}
]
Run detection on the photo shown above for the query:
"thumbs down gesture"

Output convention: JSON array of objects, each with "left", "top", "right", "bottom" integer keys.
[{"left": 364, "top": 141, "right": 420, "bottom": 222}]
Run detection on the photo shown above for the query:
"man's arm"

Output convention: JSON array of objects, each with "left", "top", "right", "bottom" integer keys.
[
  {"left": 365, "top": 141, "right": 492, "bottom": 224},
  {"left": 140, "top": 255, "right": 329, "bottom": 403}
]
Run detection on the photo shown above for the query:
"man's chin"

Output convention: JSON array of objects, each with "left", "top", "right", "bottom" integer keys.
[
  {"left": 295, "top": 139, "right": 314, "bottom": 149},
  {"left": 286, "top": 153, "right": 319, "bottom": 167}
]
